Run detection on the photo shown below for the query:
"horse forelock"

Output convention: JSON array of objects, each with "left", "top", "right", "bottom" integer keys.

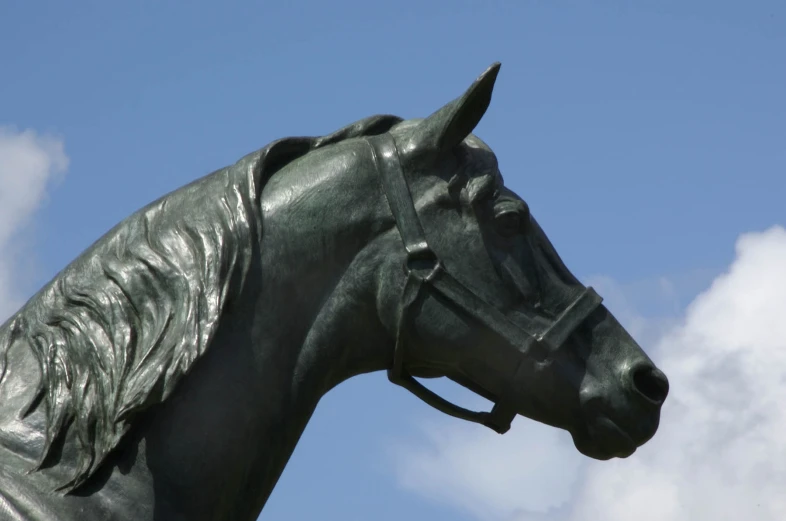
[{"left": 0, "top": 113, "right": 404, "bottom": 494}]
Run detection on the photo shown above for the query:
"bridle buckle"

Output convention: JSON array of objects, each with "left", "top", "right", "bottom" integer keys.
[{"left": 404, "top": 241, "right": 441, "bottom": 282}]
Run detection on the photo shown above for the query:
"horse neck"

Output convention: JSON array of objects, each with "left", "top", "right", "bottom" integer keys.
[
  {"left": 0, "top": 140, "right": 400, "bottom": 520},
  {"left": 137, "top": 140, "right": 399, "bottom": 519},
  {"left": 256, "top": 138, "right": 398, "bottom": 386}
]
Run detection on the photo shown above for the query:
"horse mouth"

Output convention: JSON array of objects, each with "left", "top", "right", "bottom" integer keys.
[{"left": 572, "top": 416, "right": 638, "bottom": 460}]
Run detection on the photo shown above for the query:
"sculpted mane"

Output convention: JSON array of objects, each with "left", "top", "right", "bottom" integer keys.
[{"left": 0, "top": 114, "right": 403, "bottom": 492}]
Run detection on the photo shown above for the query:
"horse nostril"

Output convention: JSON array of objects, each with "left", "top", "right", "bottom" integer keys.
[{"left": 631, "top": 364, "right": 669, "bottom": 405}]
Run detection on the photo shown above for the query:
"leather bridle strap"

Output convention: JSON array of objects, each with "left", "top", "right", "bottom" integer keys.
[{"left": 367, "top": 132, "right": 603, "bottom": 435}]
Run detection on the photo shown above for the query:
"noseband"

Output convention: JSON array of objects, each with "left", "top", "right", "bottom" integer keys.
[{"left": 367, "top": 133, "right": 603, "bottom": 434}]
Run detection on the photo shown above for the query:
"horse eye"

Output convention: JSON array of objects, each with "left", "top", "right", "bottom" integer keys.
[{"left": 494, "top": 210, "right": 522, "bottom": 237}]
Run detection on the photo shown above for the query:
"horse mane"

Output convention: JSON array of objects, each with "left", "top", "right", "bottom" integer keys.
[{"left": 0, "top": 114, "right": 403, "bottom": 492}]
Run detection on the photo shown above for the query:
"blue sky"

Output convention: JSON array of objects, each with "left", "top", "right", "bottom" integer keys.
[{"left": 1, "top": 1, "right": 785, "bottom": 520}]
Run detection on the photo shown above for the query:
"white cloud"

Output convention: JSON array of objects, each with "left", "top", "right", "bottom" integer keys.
[
  {"left": 391, "top": 415, "right": 583, "bottom": 521},
  {"left": 391, "top": 226, "right": 786, "bottom": 521},
  {"left": 0, "top": 126, "right": 68, "bottom": 321}
]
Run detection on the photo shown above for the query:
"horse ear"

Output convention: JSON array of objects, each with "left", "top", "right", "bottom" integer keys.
[{"left": 407, "top": 62, "right": 501, "bottom": 157}]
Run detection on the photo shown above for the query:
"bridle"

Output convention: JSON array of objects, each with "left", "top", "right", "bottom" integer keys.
[{"left": 367, "top": 133, "right": 603, "bottom": 434}]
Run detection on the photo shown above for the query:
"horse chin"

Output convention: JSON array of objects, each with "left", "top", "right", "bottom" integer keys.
[{"left": 570, "top": 416, "right": 638, "bottom": 460}]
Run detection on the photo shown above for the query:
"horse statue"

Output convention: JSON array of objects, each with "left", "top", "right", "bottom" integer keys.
[{"left": 0, "top": 63, "right": 669, "bottom": 520}]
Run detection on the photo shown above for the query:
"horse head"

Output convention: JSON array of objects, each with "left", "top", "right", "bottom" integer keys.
[{"left": 370, "top": 63, "right": 668, "bottom": 459}]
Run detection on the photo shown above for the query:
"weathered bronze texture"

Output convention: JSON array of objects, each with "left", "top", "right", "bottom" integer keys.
[{"left": 0, "top": 63, "right": 668, "bottom": 520}]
